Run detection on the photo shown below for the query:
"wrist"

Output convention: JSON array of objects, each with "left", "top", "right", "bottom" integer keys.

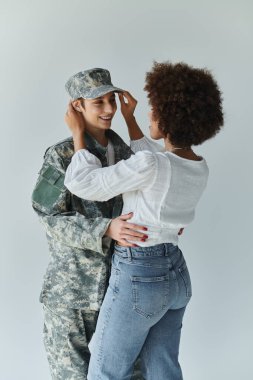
[
  {"left": 72, "top": 130, "right": 86, "bottom": 151},
  {"left": 72, "top": 129, "right": 85, "bottom": 138},
  {"left": 125, "top": 114, "right": 136, "bottom": 123},
  {"left": 104, "top": 219, "right": 112, "bottom": 237}
]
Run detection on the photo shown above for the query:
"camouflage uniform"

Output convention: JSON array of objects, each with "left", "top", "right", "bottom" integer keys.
[{"left": 32, "top": 129, "right": 143, "bottom": 379}]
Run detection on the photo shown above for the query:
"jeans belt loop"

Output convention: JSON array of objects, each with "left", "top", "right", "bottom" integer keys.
[
  {"left": 127, "top": 247, "right": 132, "bottom": 262},
  {"left": 163, "top": 243, "right": 169, "bottom": 257}
]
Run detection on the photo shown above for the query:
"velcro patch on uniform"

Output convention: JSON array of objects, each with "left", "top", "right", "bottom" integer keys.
[
  {"left": 32, "top": 165, "right": 66, "bottom": 213},
  {"left": 42, "top": 166, "right": 65, "bottom": 190}
]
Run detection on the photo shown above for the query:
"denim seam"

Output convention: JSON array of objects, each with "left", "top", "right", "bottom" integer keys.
[
  {"left": 112, "top": 268, "right": 120, "bottom": 296},
  {"left": 170, "top": 270, "right": 180, "bottom": 309},
  {"left": 96, "top": 306, "right": 112, "bottom": 379},
  {"left": 178, "top": 267, "right": 192, "bottom": 298}
]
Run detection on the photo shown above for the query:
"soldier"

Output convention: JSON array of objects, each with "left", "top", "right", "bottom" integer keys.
[{"left": 31, "top": 68, "right": 148, "bottom": 380}]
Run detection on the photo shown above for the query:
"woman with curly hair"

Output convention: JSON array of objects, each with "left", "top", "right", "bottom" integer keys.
[{"left": 64, "top": 61, "right": 223, "bottom": 380}]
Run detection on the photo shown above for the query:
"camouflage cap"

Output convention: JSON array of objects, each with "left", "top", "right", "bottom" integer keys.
[{"left": 65, "top": 68, "right": 124, "bottom": 100}]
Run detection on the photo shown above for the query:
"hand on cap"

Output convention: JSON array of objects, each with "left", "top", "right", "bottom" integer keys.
[
  {"left": 118, "top": 91, "right": 137, "bottom": 121},
  {"left": 64, "top": 101, "right": 86, "bottom": 135}
]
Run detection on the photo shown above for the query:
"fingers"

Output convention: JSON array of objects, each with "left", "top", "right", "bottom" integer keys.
[
  {"left": 116, "top": 239, "right": 139, "bottom": 248},
  {"left": 66, "top": 100, "right": 77, "bottom": 113},
  {"left": 122, "top": 91, "right": 134, "bottom": 99},
  {"left": 119, "top": 213, "right": 148, "bottom": 231},
  {"left": 118, "top": 91, "right": 133, "bottom": 102},
  {"left": 118, "top": 92, "right": 128, "bottom": 105},
  {"left": 123, "top": 222, "right": 148, "bottom": 232},
  {"left": 68, "top": 102, "right": 75, "bottom": 112},
  {"left": 118, "top": 93, "right": 124, "bottom": 105},
  {"left": 122, "top": 91, "right": 137, "bottom": 103},
  {"left": 120, "top": 212, "right": 134, "bottom": 220},
  {"left": 120, "top": 233, "right": 148, "bottom": 242},
  {"left": 65, "top": 103, "right": 73, "bottom": 117},
  {"left": 121, "top": 227, "right": 148, "bottom": 237}
]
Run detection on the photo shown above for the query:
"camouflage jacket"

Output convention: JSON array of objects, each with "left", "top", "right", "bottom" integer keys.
[{"left": 32, "top": 129, "right": 133, "bottom": 310}]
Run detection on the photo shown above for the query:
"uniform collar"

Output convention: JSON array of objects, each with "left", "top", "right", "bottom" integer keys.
[
  {"left": 84, "top": 129, "right": 131, "bottom": 164},
  {"left": 84, "top": 131, "right": 107, "bottom": 155},
  {"left": 84, "top": 129, "right": 119, "bottom": 155}
]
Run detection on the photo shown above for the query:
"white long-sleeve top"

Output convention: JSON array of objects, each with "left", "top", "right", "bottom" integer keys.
[{"left": 64, "top": 135, "right": 209, "bottom": 246}]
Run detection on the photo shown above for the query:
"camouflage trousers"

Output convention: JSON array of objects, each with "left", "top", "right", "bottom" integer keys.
[{"left": 43, "top": 303, "right": 143, "bottom": 380}]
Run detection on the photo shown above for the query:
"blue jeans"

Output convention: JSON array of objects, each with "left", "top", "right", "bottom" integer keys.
[{"left": 87, "top": 243, "right": 192, "bottom": 380}]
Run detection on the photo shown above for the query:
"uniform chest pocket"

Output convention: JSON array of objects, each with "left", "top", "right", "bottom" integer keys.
[
  {"left": 131, "top": 274, "right": 170, "bottom": 319},
  {"left": 32, "top": 165, "right": 66, "bottom": 214}
]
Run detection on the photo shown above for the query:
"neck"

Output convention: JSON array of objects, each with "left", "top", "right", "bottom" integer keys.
[
  {"left": 164, "top": 137, "right": 203, "bottom": 161},
  {"left": 164, "top": 139, "right": 175, "bottom": 152},
  {"left": 164, "top": 139, "right": 190, "bottom": 152},
  {"left": 86, "top": 125, "right": 108, "bottom": 147},
  {"left": 164, "top": 136, "right": 192, "bottom": 152}
]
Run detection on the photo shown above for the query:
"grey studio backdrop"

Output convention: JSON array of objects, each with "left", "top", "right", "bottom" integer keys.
[{"left": 1, "top": 1, "right": 252, "bottom": 379}]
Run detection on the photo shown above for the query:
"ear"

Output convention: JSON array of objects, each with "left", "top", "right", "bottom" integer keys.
[{"left": 72, "top": 99, "right": 83, "bottom": 112}]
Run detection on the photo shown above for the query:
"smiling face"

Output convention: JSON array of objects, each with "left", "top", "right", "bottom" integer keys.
[{"left": 72, "top": 91, "right": 117, "bottom": 132}]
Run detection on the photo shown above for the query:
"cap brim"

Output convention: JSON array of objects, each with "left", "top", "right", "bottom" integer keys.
[{"left": 79, "top": 85, "right": 124, "bottom": 99}]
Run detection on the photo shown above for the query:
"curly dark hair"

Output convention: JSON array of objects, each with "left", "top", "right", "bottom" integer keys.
[{"left": 144, "top": 61, "right": 224, "bottom": 147}]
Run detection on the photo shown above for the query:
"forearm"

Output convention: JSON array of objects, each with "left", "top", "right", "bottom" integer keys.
[
  {"left": 35, "top": 208, "right": 111, "bottom": 254},
  {"left": 73, "top": 131, "right": 87, "bottom": 152},
  {"left": 125, "top": 115, "right": 144, "bottom": 141}
]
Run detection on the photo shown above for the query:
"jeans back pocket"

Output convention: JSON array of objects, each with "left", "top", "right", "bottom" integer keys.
[{"left": 131, "top": 274, "right": 170, "bottom": 319}]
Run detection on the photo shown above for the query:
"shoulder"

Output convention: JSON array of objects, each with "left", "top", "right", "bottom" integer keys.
[
  {"left": 44, "top": 136, "right": 74, "bottom": 160},
  {"left": 201, "top": 158, "right": 209, "bottom": 176},
  {"left": 42, "top": 136, "right": 74, "bottom": 171}
]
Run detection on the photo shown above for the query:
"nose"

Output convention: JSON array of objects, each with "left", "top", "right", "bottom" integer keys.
[{"left": 104, "top": 102, "right": 115, "bottom": 114}]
